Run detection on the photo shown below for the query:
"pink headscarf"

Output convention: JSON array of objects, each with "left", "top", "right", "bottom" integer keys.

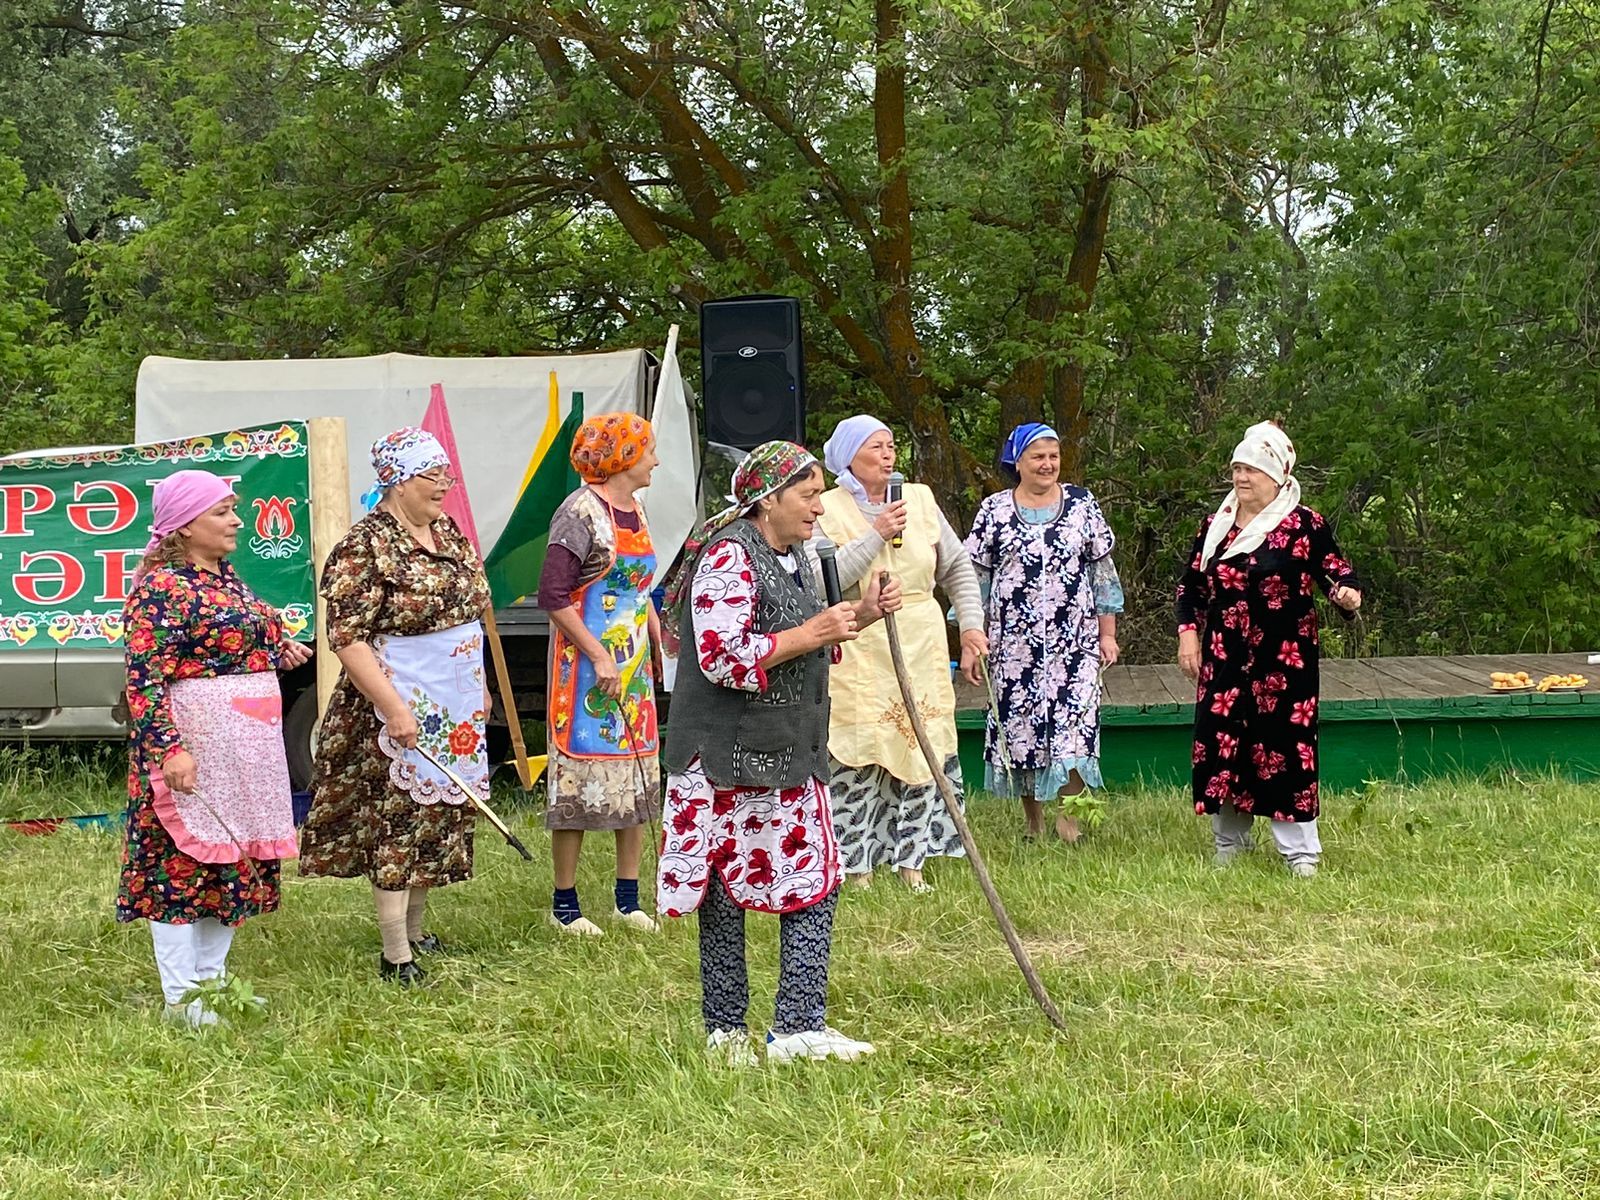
[{"left": 144, "top": 470, "right": 237, "bottom": 556}]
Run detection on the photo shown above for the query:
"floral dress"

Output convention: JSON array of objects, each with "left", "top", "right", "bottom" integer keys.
[
  {"left": 656, "top": 538, "right": 842, "bottom": 918},
  {"left": 1176, "top": 505, "right": 1358, "bottom": 822},
  {"left": 300, "top": 511, "right": 491, "bottom": 890},
  {"left": 964, "top": 486, "right": 1120, "bottom": 795},
  {"left": 116, "top": 563, "right": 286, "bottom": 926}
]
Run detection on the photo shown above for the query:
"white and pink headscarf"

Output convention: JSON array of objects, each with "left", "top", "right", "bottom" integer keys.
[
  {"left": 1199, "top": 421, "right": 1302, "bottom": 569},
  {"left": 143, "top": 470, "right": 236, "bottom": 557}
]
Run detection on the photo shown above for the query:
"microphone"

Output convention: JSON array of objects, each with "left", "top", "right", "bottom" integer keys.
[
  {"left": 815, "top": 537, "right": 843, "bottom": 606},
  {"left": 887, "top": 471, "right": 905, "bottom": 548}
]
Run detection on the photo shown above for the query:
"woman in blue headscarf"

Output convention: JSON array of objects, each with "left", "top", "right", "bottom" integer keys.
[{"left": 963, "top": 423, "right": 1124, "bottom": 842}]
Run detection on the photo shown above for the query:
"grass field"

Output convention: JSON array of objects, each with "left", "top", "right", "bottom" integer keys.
[{"left": 2, "top": 750, "right": 1599, "bottom": 1198}]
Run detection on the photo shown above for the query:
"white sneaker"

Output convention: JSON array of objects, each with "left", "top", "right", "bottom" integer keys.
[
  {"left": 549, "top": 913, "right": 605, "bottom": 937},
  {"left": 705, "top": 1028, "right": 759, "bottom": 1068},
  {"left": 612, "top": 907, "right": 660, "bottom": 932},
  {"left": 1289, "top": 862, "right": 1318, "bottom": 878},
  {"left": 765, "top": 1025, "right": 876, "bottom": 1064},
  {"left": 163, "top": 1000, "right": 220, "bottom": 1029}
]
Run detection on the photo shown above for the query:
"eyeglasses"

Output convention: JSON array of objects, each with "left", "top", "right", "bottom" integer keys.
[{"left": 415, "top": 470, "right": 457, "bottom": 490}]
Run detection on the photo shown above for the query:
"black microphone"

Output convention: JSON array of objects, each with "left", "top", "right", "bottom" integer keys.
[
  {"left": 815, "top": 537, "right": 843, "bottom": 606},
  {"left": 887, "top": 471, "right": 905, "bottom": 548}
]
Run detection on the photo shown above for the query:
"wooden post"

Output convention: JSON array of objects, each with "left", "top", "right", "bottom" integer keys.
[
  {"left": 307, "top": 418, "right": 350, "bottom": 722},
  {"left": 484, "top": 606, "right": 533, "bottom": 789}
]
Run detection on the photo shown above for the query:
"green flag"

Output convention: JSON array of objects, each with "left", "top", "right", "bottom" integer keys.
[{"left": 483, "top": 393, "right": 585, "bottom": 608}]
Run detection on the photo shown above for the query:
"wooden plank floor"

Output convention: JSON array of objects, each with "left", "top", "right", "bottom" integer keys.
[{"left": 953, "top": 652, "right": 1596, "bottom": 712}]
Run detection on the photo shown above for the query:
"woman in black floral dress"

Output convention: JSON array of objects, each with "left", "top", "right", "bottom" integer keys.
[
  {"left": 119, "top": 470, "right": 311, "bottom": 1028},
  {"left": 300, "top": 428, "right": 492, "bottom": 985},
  {"left": 1176, "top": 422, "right": 1361, "bottom": 876}
]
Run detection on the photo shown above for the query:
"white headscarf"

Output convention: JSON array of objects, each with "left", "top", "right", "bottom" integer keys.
[
  {"left": 823, "top": 414, "right": 892, "bottom": 505},
  {"left": 1199, "top": 421, "right": 1302, "bottom": 568}
]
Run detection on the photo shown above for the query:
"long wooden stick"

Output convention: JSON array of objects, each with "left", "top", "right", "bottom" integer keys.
[
  {"left": 413, "top": 744, "right": 534, "bottom": 862},
  {"left": 880, "top": 581, "right": 1068, "bottom": 1032},
  {"left": 482, "top": 606, "right": 532, "bottom": 789}
]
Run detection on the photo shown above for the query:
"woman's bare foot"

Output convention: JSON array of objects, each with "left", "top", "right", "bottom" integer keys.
[
  {"left": 1054, "top": 813, "right": 1082, "bottom": 844},
  {"left": 1022, "top": 797, "right": 1046, "bottom": 841},
  {"left": 847, "top": 872, "right": 873, "bottom": 889},
  {"left": 898, "top": 866, "right": 932, "bottom": 893}
]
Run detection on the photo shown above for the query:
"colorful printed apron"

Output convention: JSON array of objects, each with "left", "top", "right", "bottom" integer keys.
[
  {"left": 148, "top": 672, "right": 299, "bottom": 863},
  {"left": 549, "top": 501, "right": 659, "bottom": 762},
  {"left": 373, "top": 620, "right": 490, "bottom": 804}
]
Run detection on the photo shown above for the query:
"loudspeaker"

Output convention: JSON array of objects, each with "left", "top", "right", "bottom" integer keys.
[{"left": 700, "top": 295, "right": 804, "bottom": 449}]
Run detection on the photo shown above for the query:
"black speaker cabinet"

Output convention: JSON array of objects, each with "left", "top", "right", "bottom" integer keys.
[{"left": 700, "top": 295, "right": 805, "bottom": 449}]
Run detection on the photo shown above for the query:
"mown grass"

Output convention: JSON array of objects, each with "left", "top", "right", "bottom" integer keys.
[{"left": 3, "top": 758, "right": 1599, "bottom": 1198}]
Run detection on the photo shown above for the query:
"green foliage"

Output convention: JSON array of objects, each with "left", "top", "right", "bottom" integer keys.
[{"left": 181, "top": 973, "right": 269, "bottom": 1023}]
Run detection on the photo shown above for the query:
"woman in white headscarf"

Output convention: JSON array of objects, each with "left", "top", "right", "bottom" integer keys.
[
  {"left": 1176, "top": 421, "right": 1362, "bottom": 877},
  {"left": 807, "top": 415, "right": 986, "bottom": 893}
]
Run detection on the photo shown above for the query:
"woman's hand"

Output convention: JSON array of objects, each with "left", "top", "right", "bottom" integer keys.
[
  {"left": 959, "top": 629, "right": 989, "bottom": 686},
  {"left": 161, "top": 749, "right": 198, "bottom": 794},
  {"left": 871, "top": 500, "right": 908, "bottom": 543},
  {"left": 855, "top": 571, "right": 902, "bottom": 628},
  {"left": 1330, "top": 584, "right": 1362, "bottom": 612},
  {"left": 589, "top": 650, "right": 622, "bottom": 700},
  {"left": 279, "top": 640, "right": 313, "bottom": 669},
  {"left": 382, "top": 702, "right": 420, "bottom": 749},
  {"left": 806, "top": 602, "right": 861, "bottom": 647},
  {"left": 1177, "top": 629, "right": 1203, "bottom": 682},
  {"left": 1098, "top": 632, "right": 1120, "bottom": 668}
]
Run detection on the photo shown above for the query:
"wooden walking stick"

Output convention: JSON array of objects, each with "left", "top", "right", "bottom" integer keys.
[
  {"left": 879, "top": 572, "right": 1068, "bottom": 1033},
  {"left": 413, "top": 744, "right": 534, "bottom": 861}
]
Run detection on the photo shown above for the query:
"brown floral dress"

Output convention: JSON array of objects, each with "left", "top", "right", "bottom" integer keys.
[{"left": 299, "top": 510, "right": 491, "bottom": 889}]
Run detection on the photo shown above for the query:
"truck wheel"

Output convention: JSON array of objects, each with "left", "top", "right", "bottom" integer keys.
[{"left": 284, "top": 687, "right": 318, "bottom": 792}]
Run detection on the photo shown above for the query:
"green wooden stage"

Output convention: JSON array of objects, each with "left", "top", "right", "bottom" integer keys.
[{"left": 954, "top": 653, "right": 1600, "bottom": 791}]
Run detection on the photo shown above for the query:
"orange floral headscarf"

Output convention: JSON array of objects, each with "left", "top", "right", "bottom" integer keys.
[{"left": 569, "top": 413, "right": 653, "bottom": 483}]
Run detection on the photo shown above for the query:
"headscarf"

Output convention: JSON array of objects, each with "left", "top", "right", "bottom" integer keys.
[
  {"left": 143, "top": 470, "right": 236, "bottom": 557},
  {"left": 1199, "top": 421, "right": 1303, "bottom": 568},
  {"left": 659, "top": 440, "right": 819, "bottom": 653},
  {"left": 361, "top": 426, "right": 450, "bottom": 512},
  {"left": 822, "top": 414, "right": 891, "bottom": 505},
  {"left": 1000, "top": 422, "right": 1060, "bottom": 468},
  {"left": 570, "top": 413, "right": 653, "bottom": 484}
]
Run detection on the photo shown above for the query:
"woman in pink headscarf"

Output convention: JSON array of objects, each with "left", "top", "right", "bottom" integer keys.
[{"left": 117, "top": 470, "right": 312, "bottom": 1028}]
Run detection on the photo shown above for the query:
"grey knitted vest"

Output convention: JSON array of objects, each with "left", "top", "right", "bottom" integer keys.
[{"left": 663, "top": 519, "right": 830, "bottom": 789}]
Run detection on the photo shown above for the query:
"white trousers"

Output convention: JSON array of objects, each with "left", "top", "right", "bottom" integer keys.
[
  {"left": 1211, "top": 803, "right": 1321, "bottom": 868},
  {"left": 149, "top": 919, "right": 236, "bottom": 1005}
]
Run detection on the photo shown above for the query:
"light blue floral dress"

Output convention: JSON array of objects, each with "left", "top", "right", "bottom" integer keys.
[{"left": 964, "top": 487, "right": 1123, "bottom": 797}]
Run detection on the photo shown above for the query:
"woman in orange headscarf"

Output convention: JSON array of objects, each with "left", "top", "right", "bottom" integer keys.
[{"left": 536, "top": 413, "right": 664, "bottom": 936}]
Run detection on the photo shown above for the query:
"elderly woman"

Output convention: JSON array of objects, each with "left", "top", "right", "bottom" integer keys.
[
  {"left": 1176, "top": 421, "right": 1361, "bottom": 877},
  {"left": 964, "top": 423, "right": 1124, "bottom": 842},
  {"left": 810, "top": 415, "right": 985, "bottom": 892},
  {"left": 300, "top": 428, "right": 492, "bottom": 985},
  {"left": 118, "top": 470, "right": 310, "bottom": 1027},
  {"left": 658, "top": 441, "right": 900, "bottom": 1066},
  {"left": 536, "top": 413, "right": 663, "bottom": 936}
]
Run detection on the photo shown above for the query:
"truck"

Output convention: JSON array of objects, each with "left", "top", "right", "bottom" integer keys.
[{"left": 0, "top": 339, "right": 700, "bottom": 790}]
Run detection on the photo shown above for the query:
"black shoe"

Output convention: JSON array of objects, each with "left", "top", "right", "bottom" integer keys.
[
  {"left": 379, "top": 955, "right": 426, "bottom": 986},
  {"left": 409, "top": 933, "right": 443, "bottom": 956}
]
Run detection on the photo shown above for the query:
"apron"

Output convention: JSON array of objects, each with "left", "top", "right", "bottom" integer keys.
[
  {"left": 816, "top": 484, "right": 957, "bottom": 785},
  {"left": 373, "top": 620, "right": 490, "bottom": 804},
  {"left": 148, "top": 673, "right": 299, "bottom": 863},
  {"left": 549, "top": 497, "right": 659, "bottom": 761}
]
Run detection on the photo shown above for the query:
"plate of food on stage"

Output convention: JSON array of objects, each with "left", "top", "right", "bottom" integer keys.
[
  {"left": 1488, "top": 672, "right": 1536, "bottom": 692},
  {"left": 1536, "top": 673, "right": 1590, "bottom": 693}
]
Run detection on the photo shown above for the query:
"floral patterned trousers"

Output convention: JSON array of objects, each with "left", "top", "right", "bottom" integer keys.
[{"left": 698, "top": 870, "right": 840, "bottom": 1036}]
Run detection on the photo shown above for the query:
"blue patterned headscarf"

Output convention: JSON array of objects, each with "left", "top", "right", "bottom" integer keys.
[{"left": 999, "top": 422, "right": 1060, "bottom": 468}]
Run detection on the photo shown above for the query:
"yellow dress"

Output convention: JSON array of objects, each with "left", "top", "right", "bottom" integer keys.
[{"left": 816, "top": 484, "right": 957, "bottom": 786}]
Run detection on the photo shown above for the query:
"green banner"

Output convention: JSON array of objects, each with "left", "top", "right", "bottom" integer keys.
[{"left": 0, "top": 423, "right": 315, "bottom": 651}]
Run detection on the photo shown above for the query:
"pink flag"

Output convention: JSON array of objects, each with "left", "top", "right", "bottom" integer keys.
[{"left": 419, "top": 382, "right": 483, "bottom": 553}]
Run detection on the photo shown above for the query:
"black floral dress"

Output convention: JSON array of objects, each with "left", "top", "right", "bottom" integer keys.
[
  {"left": 1175, "top": 505, "right": 1358, "bottom": 822},
  {"left": 116, "top": 563, "right": 285, "bottom": 926},
  {"left": 299, "top": 511, "right": 491, "bottom": 890}
]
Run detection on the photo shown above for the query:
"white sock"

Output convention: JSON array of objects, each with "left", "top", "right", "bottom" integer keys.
[
  {"left": 373, "top": 886, "right": 411, "bottom": 964},
  {"left": 406, "top": 887, "right": 429, "bottom": 943}
]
